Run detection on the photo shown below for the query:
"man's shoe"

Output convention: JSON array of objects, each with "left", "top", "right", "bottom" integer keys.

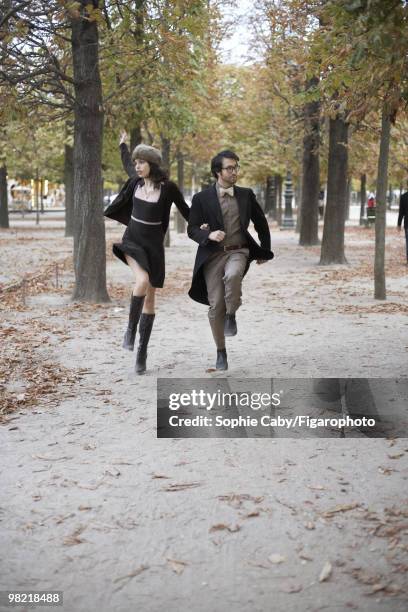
[
  {"left": 224, "top": 313, "right": 237, "bottom": 336},
  {"left": 216, "top": 349, "right": 228, "bottom": 371}
]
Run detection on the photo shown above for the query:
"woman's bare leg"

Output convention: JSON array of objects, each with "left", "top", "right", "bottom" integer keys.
[
  {"left": 123, "top": 256, "right": 157, "bottom": 367},
  {"left": 143, "top": 284, "right": 156, "bottom": 314},
  {"left": 125, "top": 254, "right": 149, "bottom": 296}
]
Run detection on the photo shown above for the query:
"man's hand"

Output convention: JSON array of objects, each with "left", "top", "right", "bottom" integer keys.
[
  {"left": 209, "top": 230, "right": 226, "bottom": 242},
  {"left": 256, "top": 259, "right": 268, "bottom": 265},
  {"left": 119, "top": 130, "right": 129, "bottom": 146}
]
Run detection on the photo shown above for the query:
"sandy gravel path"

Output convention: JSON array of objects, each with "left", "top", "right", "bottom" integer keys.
[{"left": 1, "top": 220, "right": 407, "bottom": 612}]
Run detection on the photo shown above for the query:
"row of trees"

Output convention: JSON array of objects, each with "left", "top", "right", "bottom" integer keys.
[
  {"left": 243, "top": 0, "right": 408, "bottom": 299},
  {"left": 0, "top": 0, "right": 230, "bottom": 300},
  {"left": 1, "top": 0, "right": 407, "bottom": 302}
]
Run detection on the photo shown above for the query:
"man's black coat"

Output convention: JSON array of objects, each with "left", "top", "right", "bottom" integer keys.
[
  {"left": 398, "top": 191, "right": 408, "bottom": 229},
  {"left": 187, "top": 183, "right": 274, "bottom": 305}
]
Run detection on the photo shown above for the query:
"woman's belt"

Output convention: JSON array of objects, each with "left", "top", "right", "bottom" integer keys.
[{"left": 131, "top": 215, "right": 161, "bottom": 225}]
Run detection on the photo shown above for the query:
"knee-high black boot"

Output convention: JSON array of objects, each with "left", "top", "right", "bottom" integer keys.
[
  {"left": 135, "top": 313, "right": 155, "bottom": 374},
  {"left": 123, "top": 295, "right": 145, "bottom": 351}
]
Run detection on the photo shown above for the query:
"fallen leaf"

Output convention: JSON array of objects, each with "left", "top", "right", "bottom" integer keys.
[
  {"left": 269, "top": 553, "right": 286, "bottom": 564},
  {"left": 319, "top": 561, "right": 332, "bottom": 582},
  {"left": 247, "top": 560, "right": 271, "bottom": 569},
  {"left": 218, "top": 493, "right": 264, "bottom": 508},
  {"left": 113, "top": 564, "right": 149, "bottom": 586},
  {"left": 321, "top": 503, "right": 360, "bottom": 518},
  {"left": 63, "top": 526, "right": 86, "bottom": 546},
  {"left": 83, "top": 443, "right": 96, "bottom": 451},
  {"left": 105, "top": 467, "right": 121, "bottom": 478},
  {"left": 366, "top": 583, "right": 387, "bottom": 594},
  {"left": 274, "top": 497, "right": 298, "bottom": 515},
  {"left": 55, "top": 513, "right": 75, "bottom": 524},
  {"left": 378, "top": 467, "right": 396, "bottom": 475},
  {"left": 209, "top": 523, "right": 240, "bottom": 533},
  {"left": 166, "top": 558, "right": 187, "bottom": 574},
  {"left": 243, "top": 510, "right": 260, "bottom": 519},
  {"left": 32, "top": 454, "right": 73, "bottom": 462},
  {"left": 162, "top": 482, "right": 201, "bottom": 492}
]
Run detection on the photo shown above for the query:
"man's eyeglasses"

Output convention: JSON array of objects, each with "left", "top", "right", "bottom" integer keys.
[{"left": 222, "top": 164, "right": 240, "bottom": 173}]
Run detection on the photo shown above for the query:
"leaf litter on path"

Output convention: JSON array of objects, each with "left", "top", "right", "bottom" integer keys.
[
  {"left": 321, "top": 502, "right": 361, "bottom": 518},
  {"left": 166, "top": 558, "right": 188, "bottom": 574},
  {"left": 209, "top": 523, "right": 240, "bottom": 533},
  {"left": 113, "top": 565, "right": 149, "bottom": 591},
  {"left": 319, "top": 561, "right": 333, "bottom": 582},
  {"left": 268, "top": 554, "right": 286, "bottom": 564},
  {"left": 162, "top": 482, "right": 202, "bottom": 491}
]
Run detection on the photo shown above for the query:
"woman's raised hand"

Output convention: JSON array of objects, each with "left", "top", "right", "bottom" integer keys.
[{"left": 119, "top": 130, "right": 129, "bottom": 145}]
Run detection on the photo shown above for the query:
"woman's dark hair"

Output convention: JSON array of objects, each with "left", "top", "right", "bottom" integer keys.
[
  {"left": 210, "top": 150, "right": 240, "bottom": 179},
  {"left": 147, "top": 162, "right": 168, "bottom": 187}
]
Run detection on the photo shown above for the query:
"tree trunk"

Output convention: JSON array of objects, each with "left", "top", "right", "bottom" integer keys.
[
  {"left": 64, "top": 143, "right": 74, "bottom": 237},
  {"left": 176, "top": 148, "right": 185, "bottom": 233},
  {"left": 359, "top": 173, "right": 366, "bottom": 225},
  {"left": 0, "top": 165, "right": 9, "bottom": 228},
  {"left": 345, "top": 176, "right": 351, "bottom": 221},
  {"left": 299, "top": 87, "right": 320, "bottom": 245},
  {"left": 387, "top": 183, "right": 392, "bottom": 210},
  {"left": 161, "top": 136, "right": 171, "bottom": 175},
  {"left": 270, "top": 175, "right": 277, "bottom": 219},
  {"left": 276, "top": 174, "right": 282, "bottom": 226},
  {"left": 264, "top": 176, "right": 272, "bottom": 217},
  {"left": 130, "top": 124, "right": 142, "bottom": 151},
  {"left": 374, "top": 107, "right": 391, "bottom": 300},
  {"left": 191, "top": 168, "right": 196, "bottom": 195},
  {"left": 320, "top": 116, "right": 349, "bottom": 264},
  {"left": 40, "top": 179, "right": 44, "bottom": 213},
  {"left": 35, "top": 168, "right": 40, "bottom": 225},
  {"left": 295, "top": 164, "right": 302, "bottom": 233},
  {"left": 71, "top": 0, "right": 109, "bottom": 302}
]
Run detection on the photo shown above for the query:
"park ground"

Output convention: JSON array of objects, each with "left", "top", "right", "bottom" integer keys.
[{"left": 0, "top": 212, "right": 407, "bottom": 612}]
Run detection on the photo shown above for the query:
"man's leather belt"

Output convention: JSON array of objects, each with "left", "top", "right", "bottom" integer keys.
[{"left": 223, "top": 244, "right": 248, "bottom": 251}]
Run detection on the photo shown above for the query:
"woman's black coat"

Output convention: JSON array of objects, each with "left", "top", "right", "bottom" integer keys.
[
  {"left": 187, "top": 183, "right": 274, "bottom": 305},
  {"left": 104, "top": 176, "right": 190, "bottom": 234}
]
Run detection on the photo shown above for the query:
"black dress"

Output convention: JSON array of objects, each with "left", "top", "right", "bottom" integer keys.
[
  {"left": 113, "top": 187, "right": 167, "bottom": 287},
  {"left": 104, "top": 175, "right": 190, "bottom": 285}
]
